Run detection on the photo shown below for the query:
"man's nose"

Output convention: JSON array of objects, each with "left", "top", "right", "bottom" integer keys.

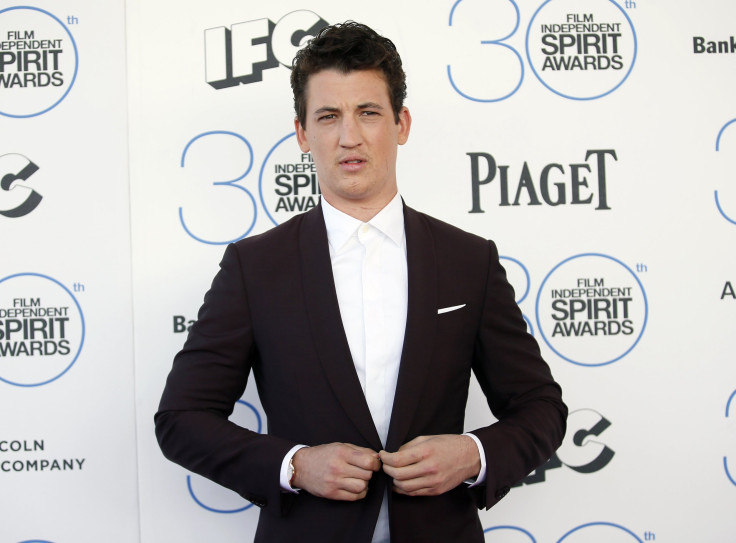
[{"left": 339, "top": 116, "right": 362, "bottom": 147}]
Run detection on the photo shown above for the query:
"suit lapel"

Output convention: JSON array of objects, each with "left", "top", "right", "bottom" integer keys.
[
  {"left": 386, "top": 205, "right": 437, "bottom": 452},
  {"left": 299, "top": 205, "right": 382, "bottom": 450}
]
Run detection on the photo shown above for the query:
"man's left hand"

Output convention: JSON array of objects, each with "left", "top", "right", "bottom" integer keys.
[{"left": 379, "top": 434, "right": 481, "bottom": 496}]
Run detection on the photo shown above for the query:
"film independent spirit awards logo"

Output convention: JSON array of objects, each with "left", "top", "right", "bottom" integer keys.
[
  {"left": 0, "top": 273, "right": 85, "bottom": 387},
  {"left": 0, "top": 6, "right": 78, "bottom": 118},
  {"left": 260, "top": 134, "right": 321, "bottom": 226},
  {"left": 527, "top": 0, "right": 637, "bottom": 100},
  {"left": 535, "top": 253, "right": 647, "bottom": 366}
]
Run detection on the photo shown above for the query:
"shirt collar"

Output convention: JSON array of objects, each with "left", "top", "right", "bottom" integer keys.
[{"left": 321, "top": 193, "right": 405, "bottom": 252}]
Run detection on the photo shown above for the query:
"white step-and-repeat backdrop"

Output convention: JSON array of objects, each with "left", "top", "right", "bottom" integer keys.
[{"left": 2, "top": 1, "right": 735, "bottom": 541}]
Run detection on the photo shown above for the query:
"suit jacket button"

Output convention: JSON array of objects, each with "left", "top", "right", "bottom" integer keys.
[{"left": 495, "top": 486, "right": 510, "bottom": 500}]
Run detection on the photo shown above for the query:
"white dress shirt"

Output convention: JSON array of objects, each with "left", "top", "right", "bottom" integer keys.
[
  {"left": 280, "top": 194, "right": 485, "bottom": 543},
  {"left": 323, "top": 193, "right": 408, "bottom": 446}
]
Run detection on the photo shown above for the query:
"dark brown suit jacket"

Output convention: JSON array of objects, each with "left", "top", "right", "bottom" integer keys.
[{"left": 155, "top": 203, "right": 566, "bottom": 542}]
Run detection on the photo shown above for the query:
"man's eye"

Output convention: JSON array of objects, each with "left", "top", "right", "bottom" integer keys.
[{"left": 319, "top": 114, "right": 336, "bottom": 121}]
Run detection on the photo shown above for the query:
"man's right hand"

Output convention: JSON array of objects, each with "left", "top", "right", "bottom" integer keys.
[{"left": 292, "top": 443, "right": 381, "bottom": 501}]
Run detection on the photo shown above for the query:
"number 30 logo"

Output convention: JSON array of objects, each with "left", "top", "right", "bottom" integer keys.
[{"left": 447, "top": 0, "right": 637, "bottom": 102}]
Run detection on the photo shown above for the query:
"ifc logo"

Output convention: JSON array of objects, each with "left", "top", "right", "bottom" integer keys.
[
  {"left": 0, "top": 6, "right": 78, "bottom": 118},
  {"left": 535, "top": 253, "right": 647, "bottom": 366},
  {"left": 0, "top": 153, "right": 42, "bottom": 218},
  {"left": 526, "top": 0, "right": 637, "bottom": 100},
  {"left": 0, "top": 273, "right": 85, "bottom": 386}
]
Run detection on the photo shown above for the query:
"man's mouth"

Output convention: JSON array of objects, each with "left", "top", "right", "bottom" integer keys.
[{"left": 339, "top": 157, "right": 366, "bottom": 171}]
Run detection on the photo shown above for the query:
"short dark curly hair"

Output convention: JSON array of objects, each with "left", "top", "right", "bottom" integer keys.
[{"left": 291, "top": 21, "right": 407, "bottom": 127}]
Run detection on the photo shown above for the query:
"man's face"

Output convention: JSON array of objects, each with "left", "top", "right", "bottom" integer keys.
[{"left": 295, "top": 69, "right": 411, "bottom": 218}]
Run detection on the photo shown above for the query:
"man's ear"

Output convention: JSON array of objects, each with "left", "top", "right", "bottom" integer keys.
[
  {"left": 295, "top": 117, "right": 310, "bottom": 152},
  {"left": 397, "top": 107, "right": 412, "bottom": 146}
]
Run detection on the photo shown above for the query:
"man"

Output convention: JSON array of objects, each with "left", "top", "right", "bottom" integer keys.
[{"left": 156, "top": 21, "right": 566, "bottom": 543}]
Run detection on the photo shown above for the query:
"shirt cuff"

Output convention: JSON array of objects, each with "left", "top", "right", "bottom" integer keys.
[
  {"left": 462, "top": 432, "right": 487, "bottom": 487},
  {"left": 279, "top": 444, "right": 308, "bottom": 493}
]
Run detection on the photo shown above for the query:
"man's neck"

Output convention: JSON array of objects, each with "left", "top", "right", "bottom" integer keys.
[{"left": 321, "top": 192, "right": 398, "bottom": 222}]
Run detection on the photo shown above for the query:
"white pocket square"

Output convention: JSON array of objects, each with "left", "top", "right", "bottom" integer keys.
[{"left": 437, "top": 304, "right": 466, "bottom": 314}]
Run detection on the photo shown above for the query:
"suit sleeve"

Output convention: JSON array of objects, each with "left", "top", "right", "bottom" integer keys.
[
  {"left": 468, "top": 240, "right": 567, "bottom": 509},
  {"left": 154, "top": 243, "right": 295, "bottom": 512}
]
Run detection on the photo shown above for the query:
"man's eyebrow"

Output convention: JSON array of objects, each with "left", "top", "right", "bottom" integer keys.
[
  {"left": 357, "top": 102, "right": 384, "bottom": 110},
  {"left": 312, "top": 103, "right": 384, "bottom": 116},
  {"left": 313, "top": 106, "right": 340, "bottom": 116}
]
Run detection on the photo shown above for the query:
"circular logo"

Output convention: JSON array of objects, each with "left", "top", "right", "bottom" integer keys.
[
  {"left": 714, "top": 118, "right": 736, "bottom": 226},
  {"left": 187, "top": 400, "right": 263, "bottom": 513},
  {"left": 0, "top": 6, "right": 79, "bottom": 118},
  {"left": 499, "top": 256, "right": 531, "bottom": 304},
  {"left": 500, "top": 256, "right": 534, "bottom": 335},
  {"left": 725, "top": 389, "right": 736, "bottom": 487},
  {"left": 526, "top": 0, "right": 636, "bottom": 100},
  {"left": 0, "top": 273, "right": 85, "bottom": 386},
  {"left": 535, "top": 253, "right": 647, "bottom": 366},
  {"left": 259, "top": 133, "right": 321, "bottom": 226},
  {"left": 557, "top": 522, "right": 643, "bottom": 542},
  {"left": 484, "top": 525, "right": 536, "bottom": 542}
]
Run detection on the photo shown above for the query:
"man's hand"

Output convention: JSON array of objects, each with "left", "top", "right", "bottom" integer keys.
[
  {"left": 292, "top": 443, "right": 381, "bottom": 501},
  {"left": 379, "top": 435, "right": 481, "bottom": 496}
]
